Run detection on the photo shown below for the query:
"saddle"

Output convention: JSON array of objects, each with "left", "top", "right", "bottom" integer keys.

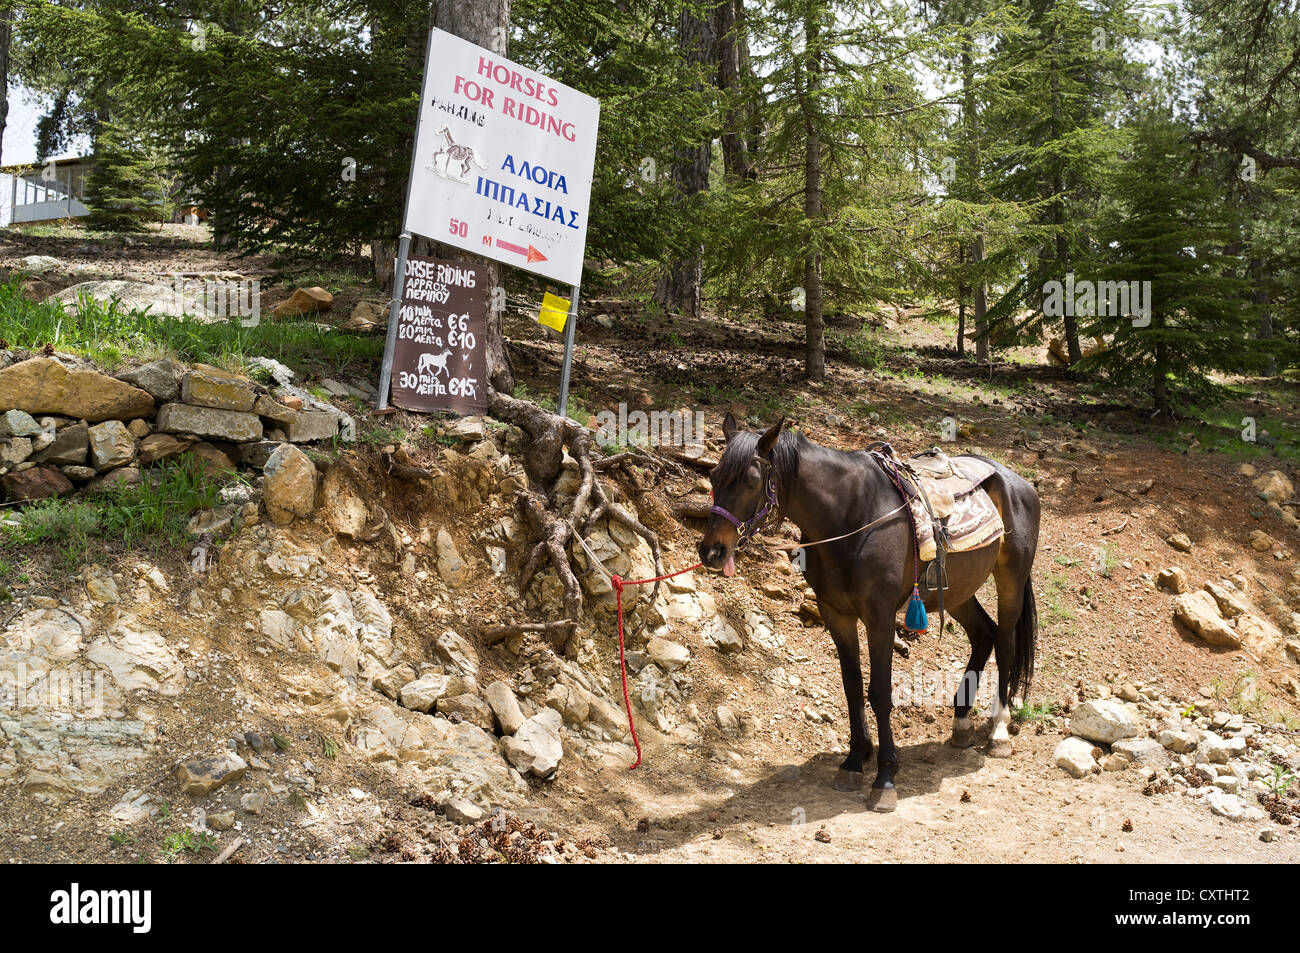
[{"left": 871, "top": 446, "right": 1005, "bottom": 569}]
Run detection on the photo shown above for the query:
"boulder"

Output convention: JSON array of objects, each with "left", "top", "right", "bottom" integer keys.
[
  {"left": 433, "top": 630, "right": 479, "bottom": 677},
  {"left": 1253, "top": 470, "right": 1294, "bottom": 504},
  {"left": 0, "top": 357, "right": 154, "bottom": 421},
  {"left": 0, "top": 409, "right": 41, "bottom": 437},
  {"left": 2, "top": 465, "right": 73, "bottom": 502},
  {"left": 1203, "top": 580, "right": 1249, "bottom": 619},
  {"left": 1248, "top": 530, "right": 1274, "bottom": 553},
  {"left": 1111, "top": 737, "right": 1170, "bottom": 768},
  {"left": 1166, "top": 533, "right": 1193, "bottom": 553},
  {"left": 19, "top": 254, "right": 64, "bottom": 273},
  {"left": 174, "top": 753, "right": 248, "bottom": 796},
  {"left": 320, "top": 466, "right": 368, "bottom": 537},
  {"left": 1069, "top": 698, "right": 1143, "bottom": 744},
  {"left": 253, "top": 394, "right": 297, "bottom": 427},
  {"left": 181, "top": 364, "right": 257, "bottom": 412},
  {"left": 50, "top": 279, "right": 214, "bottom": 318},
  {"left": 89, "top": 466, "right": 142, "bottom": 493},
  {"left": 0, "top": 436, "right": 31, "bottom": 467},
  {"left": 436, "top": 693, "right": 496, "bottom": 733},
  {"left": 1156, "top": 567, "right": 1187, "bottom": 594},
  {"left": 185, "top": 442, "right": 237, "bottom": 477},
  {"left": 502, "top": 708, "right": 564, "bottom": 779},
  {"left": 272, "top": 286, "right": 333, "bottom": 318},
  {"left": 1157, "top": 729, "right": 1199, "bottom": 753},
  {"left": 648, "top": 637, "right": 691, "bottom": 672},
  {"left": 263, "top": 444, "right": 317, "bottom": 525},
  {"left": 155, "top": 402, "right": 263, "bottom": 442},
  {"left": 1173, "top": 591, "right": 1241, "bottom": 648},
  {"left": 1054, "top": 737, "right": 1099, "bottom": 778},
  {"left": 138, "top": 433, "right": 196, "bottom": 465},
  {"left": 400, "top": 674, "right": 452, "bottom": 713},
  {"left": 435, "top": 527, "right": 469, "bottom": 587},
  {"left": 32, "top": 422, "right": 89, "bottom": 465},
  {"left": 484, "top": 681, "right": 525, "bottom": 735},
  {"left": 116, "top": 359, "right": 181, "bottom": 402},
  {"left": 87, "top": 420, "right": 136, "bottom": 472}
]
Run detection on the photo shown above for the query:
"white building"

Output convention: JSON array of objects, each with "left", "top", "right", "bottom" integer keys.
[{"left": 0, "top": 157, "right": 92, "bottom": 226}]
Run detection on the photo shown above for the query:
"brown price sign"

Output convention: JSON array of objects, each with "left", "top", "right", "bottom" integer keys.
[{"left": 388, "top": 256, "right": 488, "bottom": 415}]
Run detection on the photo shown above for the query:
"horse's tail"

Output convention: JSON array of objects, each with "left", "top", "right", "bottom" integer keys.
[
  {"left": 472, "top": 152, "right": 488, "bottom": 169},
  {"left": 1009, "top": 576, "right": 1037, "bottom": 699}
]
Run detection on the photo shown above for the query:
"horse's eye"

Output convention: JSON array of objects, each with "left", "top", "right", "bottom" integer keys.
[{"left": 747, "top": 467, "right": 761, "bottom": 488}]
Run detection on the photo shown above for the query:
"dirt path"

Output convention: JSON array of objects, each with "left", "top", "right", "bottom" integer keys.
[{"left": 543, "top": 726, "right": 1298, "bottom": 863}]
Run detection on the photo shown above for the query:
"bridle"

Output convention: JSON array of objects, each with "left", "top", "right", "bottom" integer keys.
[{"left": 708, "top": 456, "right": 780, "bottom": 550}]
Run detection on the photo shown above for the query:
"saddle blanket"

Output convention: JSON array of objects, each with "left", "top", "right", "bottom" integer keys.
[{"left": 903, "top": 450, "right": 1004, "bottom": 562}]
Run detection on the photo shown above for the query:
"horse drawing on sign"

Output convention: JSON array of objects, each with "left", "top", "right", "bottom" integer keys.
[
  {"left": 418, "top": 349, "right": 453, "bottom": 379},
  {"left": 432, "top": 126, "right": 488, "bottom": 180}
]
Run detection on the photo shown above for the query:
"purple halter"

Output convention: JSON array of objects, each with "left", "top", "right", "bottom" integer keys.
[{"left": 709, "top": 459, "right": 779, "bottom": 549}]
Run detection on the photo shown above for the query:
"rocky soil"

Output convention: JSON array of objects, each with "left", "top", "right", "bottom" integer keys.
[{"left": 1, "top": 230, "right": 1299, "bottom": 864}]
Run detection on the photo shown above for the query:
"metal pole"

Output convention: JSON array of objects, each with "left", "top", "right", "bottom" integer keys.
[
  {"left": 557, "top": 282, "right": 580, "bottom": 417},
  {"left": 376, "top": 231, "right": 413, "bottom": 411},
  {"left": 376, "top": 24, "right": 438, "bottom": 411}
]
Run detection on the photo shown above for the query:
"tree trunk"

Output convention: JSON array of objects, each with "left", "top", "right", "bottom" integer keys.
[
  {"left": 960, "top": 37, "right": 988, "bottom": 364},
  {"left": 1153, "top": 340, "right": 1168, "bottom": 414},
  {"left": 654, "top": 3, "right": 715, "bottom": 319},
  {"left": 714, "top": 0, "right": 754, "bottom": 181},
  {"left": 430, "top": 0, "right": 515, "bottom": 394},
  {"left": 0, "top": 8, "right": 10, "bottom": 171},
  {"left": 802, "top": 6, "right": 825, "bottom": 381},
  {"left": 1250, "top": 256, "right": 1275, "bottom": 376},
  {"left": 956, "top": 242, "right": 966, "bottom": 356},
  {"left": 1048, "top": 28, "right": 1080, "bottom": 364}
]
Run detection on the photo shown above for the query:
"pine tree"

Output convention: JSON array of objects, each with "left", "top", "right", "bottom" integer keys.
[
  {"left": 1083, "top": 110, "right": 1255, "bottom": 412},
  {"left": 85, "top": 116, "right": 179, "bottom": 230}
]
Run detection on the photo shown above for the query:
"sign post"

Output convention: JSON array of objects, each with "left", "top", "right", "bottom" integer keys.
[{"left": 375, "top": 28, "right": 600, "bottom": 413}]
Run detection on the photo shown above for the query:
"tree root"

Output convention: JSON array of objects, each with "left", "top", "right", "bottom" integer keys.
[{"left": 488, "top": 389, "right": 666, "bottom": 656}]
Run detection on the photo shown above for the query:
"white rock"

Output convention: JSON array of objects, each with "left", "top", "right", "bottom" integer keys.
[
  {"left": 1069, "top": 699, "right": 1143, "bottom": 744},
  {"left": 1054, "top": 737, "right": 1099, "bottom": 778},
  {"left": 502, "top": 708, "right": 564, "bottom": 778}
]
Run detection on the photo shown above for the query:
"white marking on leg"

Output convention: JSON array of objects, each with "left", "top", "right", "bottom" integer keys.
[
  {"left": 952, "top": 715, "right": 972, "bottom": 735},
  {"left": 989, "top": 695, "right": 1011, "bottom": 743}
]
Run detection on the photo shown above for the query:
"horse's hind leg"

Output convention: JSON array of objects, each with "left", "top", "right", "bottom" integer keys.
[
  {"left": 986, "top": 562, "right": 1029, "bottom": 758},
  {"left": 821, "top": 601, "right": 872, "bottom": 791},
  {"left": 948, "top": 597, "right": 996, "bottom": 748}
]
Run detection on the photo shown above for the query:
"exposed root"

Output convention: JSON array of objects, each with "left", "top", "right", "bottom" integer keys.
[
  {"left": 488, "top": 389, "right": 666, "bottom": 656},
  {"left": 479, "top": 618, "right": 577, "bottom": 646}
]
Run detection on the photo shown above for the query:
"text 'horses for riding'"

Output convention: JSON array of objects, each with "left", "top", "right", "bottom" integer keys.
[{"left": 698, "top": 415, "right": 1040, "bottom": 812}]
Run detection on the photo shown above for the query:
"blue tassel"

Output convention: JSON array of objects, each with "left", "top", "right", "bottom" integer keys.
[{"left": 904, "top": 587, "right": 928, "bottom": 633}]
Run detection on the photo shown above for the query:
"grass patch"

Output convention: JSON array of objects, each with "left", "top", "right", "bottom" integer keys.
[
  {"left": 0, "top": 456, "right": 232, "bottom": 569},
  {"left": 1012, "top": 700, "right": 1061, "bottom": 723},
  {"left": 0, "top": 278, "right": 381, "bottom": 377}
]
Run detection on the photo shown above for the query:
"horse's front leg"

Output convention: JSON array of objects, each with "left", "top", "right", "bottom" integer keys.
[
  {"left": 864, "top": 609, "right": 899, "bottom": 812},
  {"left": 821, "top": 601, "right": 872, "bottom": 791}
]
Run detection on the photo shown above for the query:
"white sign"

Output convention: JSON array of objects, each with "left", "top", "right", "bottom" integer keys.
[{"left": 405, "top": 30, "right": 600, "bottom": 287}]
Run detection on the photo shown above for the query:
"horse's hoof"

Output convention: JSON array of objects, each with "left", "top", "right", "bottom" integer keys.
[
  {"left": 833, "top": 770, "right": 865, "bottom": 792},
  {"left": 865, "top": 786, "right": 898, "bottom": 813},
  {"left": 986, "top": 740, "right": 1013, "bottom": 759},
  {"left": 949, "top": 729, "right": 976, "bottom": 749}
]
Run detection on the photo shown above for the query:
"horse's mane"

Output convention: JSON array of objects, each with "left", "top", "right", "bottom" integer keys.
[{"left": 716, "top": 427, "right": 806, "bottom": 492}]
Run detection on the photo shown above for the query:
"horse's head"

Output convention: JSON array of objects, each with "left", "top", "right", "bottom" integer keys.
[{"left": 697, "top": 413, "right": 785, "bottom": 576}]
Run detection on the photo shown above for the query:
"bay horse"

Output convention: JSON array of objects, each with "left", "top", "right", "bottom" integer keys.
[{"left": 697, "top": 415, "right": 1040, "bottom": 811}]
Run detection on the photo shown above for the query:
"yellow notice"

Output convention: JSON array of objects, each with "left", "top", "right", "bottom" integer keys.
[{"left": 537, "top": 292, "right": 571, "bottom": 332}]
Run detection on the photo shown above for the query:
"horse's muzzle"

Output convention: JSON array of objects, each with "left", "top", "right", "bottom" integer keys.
[{"left": 698, "top": 542, "right": 736, "bottom": 576}]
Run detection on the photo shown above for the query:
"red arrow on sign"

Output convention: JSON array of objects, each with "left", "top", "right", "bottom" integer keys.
[{"left": 495, "top": 238, "right": 548, "bottom": 263}]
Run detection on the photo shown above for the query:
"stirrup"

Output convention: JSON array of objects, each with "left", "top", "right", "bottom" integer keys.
[{"left": 923, "top": 554, "right": 949, "bottom": 592}]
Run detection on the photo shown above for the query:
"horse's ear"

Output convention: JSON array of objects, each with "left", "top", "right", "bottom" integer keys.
[
  {"left": 757, "top": 417, "right": 786, "bottom": 459},
  {"left": 722, "top": 412, "right": 740, "bottom": 442}
]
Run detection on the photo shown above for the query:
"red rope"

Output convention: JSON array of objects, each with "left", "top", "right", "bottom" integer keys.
[{"left": 609, "top": 561, "right": 702, "bottom": 769}]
